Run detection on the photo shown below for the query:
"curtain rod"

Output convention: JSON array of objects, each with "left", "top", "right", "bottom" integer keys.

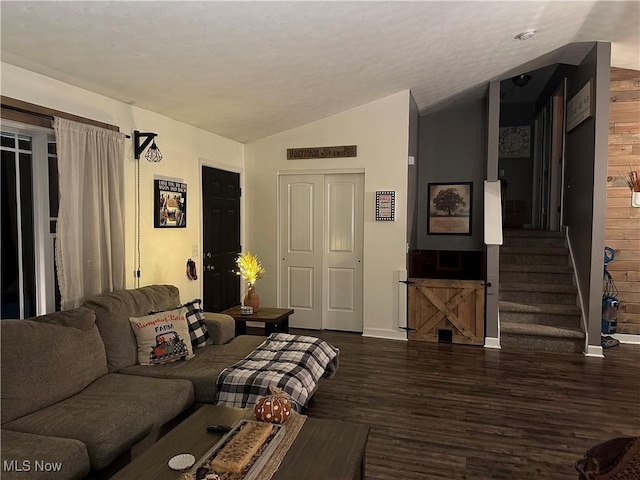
[{"left": 1, "top": 96, "right": 129, "bottom": 137}]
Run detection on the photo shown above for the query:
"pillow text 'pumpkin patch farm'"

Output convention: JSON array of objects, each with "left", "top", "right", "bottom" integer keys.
[{"left": 129, "top": 307, "right": 194, "bottom": 365}]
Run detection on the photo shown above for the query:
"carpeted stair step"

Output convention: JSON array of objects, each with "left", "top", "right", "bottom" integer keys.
[
  {"left": 499, "top": 300, "right": 581, "bottom": 328},
  {"left": 504, "top": 230, "right": 565, "bottom": 238},
  {"left": 500, "top": 245, "right": 569, "bottom": 266},
  {"left": 499, "top": 283, "right": 577, "bottom": 305},
  {"left": 499, "top": 300, "right": 581, "bottom": 315},
  {"left": 503, "top": 230, "right": 566, "bottom": 248},
  {"left": 500, "top": 246, "right": 568, "bottom": 256},
  {"left": 500, "top": 321, "right": 584, "bottom": 354},
  {"left": 500, "top": 263, "right": 574, "bottom": 284}
]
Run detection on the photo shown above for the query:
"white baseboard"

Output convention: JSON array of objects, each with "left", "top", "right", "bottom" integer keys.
[
  {"left": 484, "top": 337, "right": 501, "bottom": 349},
  {"left": 362, "top": 328, "right": 408, "bottom": 341},
  {"left": 585, "top": 345, "right": 604, "bottom": 358},
  {"left": 611, "top": 333, "right": 640, "bottom": 345}
]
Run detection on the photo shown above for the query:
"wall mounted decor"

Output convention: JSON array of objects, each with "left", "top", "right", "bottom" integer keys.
[
  {"left": 427, "top": 182, "right": 472, "bottom": 235},
  {"left": 287, "top": 145, "right": 357, "bottom": 160},
  {"left": 566, "top": 79, "right": 593, "bottom": 132},
  {"left": 624, "top": 166, "right": 640, "bottom": 207},
  {"left": 499, "top": 126, "right": 530, "bottom": 158},
  {"left": 134, "top": 130, "right": 162, "bottom": 162},
  {"left": 375, "top": 191, "right": 395, "bottom": 221},
  {"left": 155, "top": 179, "right": 187, "bottom": 228}
]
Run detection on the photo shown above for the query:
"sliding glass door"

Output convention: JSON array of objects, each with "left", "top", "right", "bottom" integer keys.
[{"left": 1, "top": 125, "right": 59, "bottom": 318}]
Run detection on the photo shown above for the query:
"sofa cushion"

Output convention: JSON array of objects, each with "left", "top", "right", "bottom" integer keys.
[
  {"left": 119, "top": 335, "right": 265, "bottom": 403},
  {"left": 1, "top": 429, "right": 90, "bottom": 480},
  {"left": 203, "top": 312, "right": 236, "bottom": 345},
  {"left": 81, "top": 285, "right": 181, "bottom": 372},
  {"left": 1, "top": 308, "right": 108, "bottom": 424},
  {"left": 129, "top": 308, "right": 194, "bottom": 365},
  {"left": 2, "top": 373, "right": 194, "bottom": 470},
  {"left": 182, "top": 298, "right": 210, "bottom": 348}
]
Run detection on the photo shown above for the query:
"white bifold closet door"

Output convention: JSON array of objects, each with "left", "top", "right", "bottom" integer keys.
[{"left": 279, "top": 173, "right": 363, "bottom": 332}]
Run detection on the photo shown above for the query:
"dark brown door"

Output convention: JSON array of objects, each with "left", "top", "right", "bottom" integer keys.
[{"left": 202, "top": 166, "right": 240, "bottom": 312}]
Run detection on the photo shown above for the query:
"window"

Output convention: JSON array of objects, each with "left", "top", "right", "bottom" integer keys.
[{"left": 1, "top": 122, "right": 59, "bottom": 318}]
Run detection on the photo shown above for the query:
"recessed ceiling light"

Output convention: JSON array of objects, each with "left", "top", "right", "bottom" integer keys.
[{"left": 514, "top": 30, "right": 536, "bottom": 41}]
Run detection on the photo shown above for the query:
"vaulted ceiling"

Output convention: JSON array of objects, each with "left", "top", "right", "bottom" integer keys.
[{"left": 1, "top": 1, "right": 638, "bottom": 143}]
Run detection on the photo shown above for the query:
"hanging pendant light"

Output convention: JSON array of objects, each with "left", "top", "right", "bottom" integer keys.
[{"left": 145, "top": 139, "right": 163, "bottom": 162}]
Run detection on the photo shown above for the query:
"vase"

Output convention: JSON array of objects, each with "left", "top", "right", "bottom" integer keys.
[
  {"left": 243, "top": 286, "right": 260, "bottom": 311},
  {"left": 632, "top": 191, "right": 640, "bottom": 208}
]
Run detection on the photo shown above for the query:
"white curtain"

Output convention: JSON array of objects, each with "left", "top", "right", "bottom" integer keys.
[{"left": 53, "top": 117, "right": 126, "bottom": 309}]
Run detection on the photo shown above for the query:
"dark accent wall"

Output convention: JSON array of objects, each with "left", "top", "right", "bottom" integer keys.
[
  {"left": 486, "top": 81, "right": 501, "bottom": 341},
  {"left": 417, "top": 98, "right": 486, "bottom": 251},
  {"left": 535, "top": 64, "right": 574, "bottom": 112},
  {"left": 407, "top": 93, "right": 420, "bottom": 253},
  {"left": 498, "top": 102, "right": 535, "bottom": 224},
  {"left": 563, "top": 42, "right": 611, "bottom": 348},
  {"left": 499, "top": 64, "right": 575, "bottom": 228}
]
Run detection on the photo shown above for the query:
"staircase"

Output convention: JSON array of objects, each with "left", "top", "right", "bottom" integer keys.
[{"left": 499, "top": 230, "right": 585, "bottom": 354}]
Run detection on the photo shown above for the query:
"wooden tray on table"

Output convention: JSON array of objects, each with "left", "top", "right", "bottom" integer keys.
[{"left": 186, "top": 420, "right": 286, "bottom": 480}]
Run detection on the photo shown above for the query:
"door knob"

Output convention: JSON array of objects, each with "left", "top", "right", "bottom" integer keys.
[
  {"left": 205, "top": 252, "right": 212, "bottom": 258},
  {"left": 206, "top": 265, "right": 215, "bottom": 271}
]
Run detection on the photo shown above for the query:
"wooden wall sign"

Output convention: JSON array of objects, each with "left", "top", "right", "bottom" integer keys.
[
  {"left": 287, "top": 145, "right": 357, "bottom": 160},
  {"left": 567, "top": 79, "right": 594, "bottom": 132}
]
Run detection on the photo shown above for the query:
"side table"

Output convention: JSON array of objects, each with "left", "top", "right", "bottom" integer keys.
[{"left": 221, "top": 306, "right": 294, "bottom": 336}]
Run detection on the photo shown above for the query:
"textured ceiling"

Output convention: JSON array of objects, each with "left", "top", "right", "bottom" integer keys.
[{"left": 1, "top": 1, "right": 638, "bottom": 143}]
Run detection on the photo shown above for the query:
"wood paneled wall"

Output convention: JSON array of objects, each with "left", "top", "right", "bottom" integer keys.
[{"left": 606, "top": 67, "right": 640, "bottom": 334}]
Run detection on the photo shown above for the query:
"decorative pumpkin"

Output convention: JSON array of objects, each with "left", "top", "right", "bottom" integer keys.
[{"left": 254, "top": 385, "right": 292, "bottom": 424}]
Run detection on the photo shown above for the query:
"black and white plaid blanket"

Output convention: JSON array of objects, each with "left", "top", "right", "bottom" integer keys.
[{"left": 215, "top": 333, "right": 339, "bottom": 411}]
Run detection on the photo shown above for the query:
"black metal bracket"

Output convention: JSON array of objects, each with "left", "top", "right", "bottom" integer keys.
[
  {"left": 133, "top": 130, "right": 157, "bottom": 160},
  {"left": 398, "top": 280, "right": 415, "bottom": 333}
]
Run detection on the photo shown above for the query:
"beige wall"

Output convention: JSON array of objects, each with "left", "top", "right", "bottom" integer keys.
[
  {"left": 245, "top": 91, "right": 411, "bottom": 339},
  {"left": 1, "top": 63, "right": 244, "bottom": 303}
]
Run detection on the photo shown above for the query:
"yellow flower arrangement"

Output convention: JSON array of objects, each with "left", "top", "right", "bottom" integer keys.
[{"left": 235, "top": 251, "right": 265, "bottom": 287}]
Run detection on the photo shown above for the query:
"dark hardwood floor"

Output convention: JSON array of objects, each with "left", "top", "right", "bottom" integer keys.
[{"left": 292, "top": 329, "right": 640, "bottom": 480}]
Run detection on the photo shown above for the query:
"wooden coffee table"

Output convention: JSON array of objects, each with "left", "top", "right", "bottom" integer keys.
[
  {"left": 110, "top": 405, "right": 369, "bottom": 480},
  {"left": 222, "top": 306, "right": 294, "bottom": 336}
]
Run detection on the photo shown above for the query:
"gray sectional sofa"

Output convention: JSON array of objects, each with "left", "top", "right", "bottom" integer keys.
[{"left": 1, "top": 285, "right": 265, "bottom": 479}]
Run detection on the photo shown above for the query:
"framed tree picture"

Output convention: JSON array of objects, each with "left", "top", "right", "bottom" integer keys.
[
  {"left": 427, "top": 182, "right": 472, "bottom": 235},
  {"left": 154, "top": 179, "right": 187, "bottom": 228}
]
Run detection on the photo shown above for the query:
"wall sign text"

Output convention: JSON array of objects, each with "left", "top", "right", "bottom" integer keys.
[{"left": 287, "top": 145, "right": 357, "bottom": 160}]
